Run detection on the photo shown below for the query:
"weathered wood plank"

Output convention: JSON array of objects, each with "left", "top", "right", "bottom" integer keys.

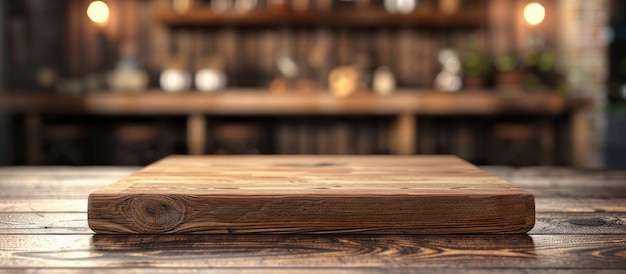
[
  {"left": 535, "top": 198, "right": 626, "bottom": 213},
  {"left": 0, "top": 199, "right": 87, "bottom": 213},
  {"left": 4, "top": 166, "right": 622, "bottom": 187},
  {"left": 0, "top": 213, "right": 91, "bottom": 234},
  {"left": 3, "top": 186, "right": 623, "bottom": 199},
  {"left": 2, "top": 213, "right": 624, "bottom": 235},
  {"left": 486, "top": 167, "right": 626, "bottom": 198},
  {"left": 524, "top": 187, "right": 626, "bottom": 198},
  {"left": 3, "top": 166, "right": 624, "bottom": 199},
  {"left": 483, "top": 167, "right": 626, "bottom": 188},
  {"left": 0, "top": 167, "right": 139, "bottom": 176},
  {"left": 0, "top": 165, "right": 624, "bottom": 271},
  {"left": 0, "top": 267, "right": 619, "bottom": 273},
  {"left": 529, "top": 213, "right": 626, "bottom": 235},
  {"left": 0, "top": 167, "right": 135, "bottom": 199},
  {"left": 0, "top": 235, "right": 625, "bottom": 268},
  {"left": 0, "top": 189, "right": 104, "bottom": 199},
  {"left": 2, "top": 197, "right": 625, "bottom": 213},
  {"left": 88, "top": 155, "right": 535, "bottom": 234}
]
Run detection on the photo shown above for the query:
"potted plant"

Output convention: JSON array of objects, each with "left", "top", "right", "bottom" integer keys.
[
  {"left": 494, "top": 54, "right": 525, "bottom": 90},
  {"left": 463, "top": 51, "right": 491, "bottom": 89},
  {"left": 522, "top": 49, "right": 570, "bottom": 93}
]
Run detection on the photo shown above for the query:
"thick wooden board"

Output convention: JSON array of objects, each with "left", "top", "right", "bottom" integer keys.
[{"left": 88, "top": 155, "right": 535, "bottom": 234}]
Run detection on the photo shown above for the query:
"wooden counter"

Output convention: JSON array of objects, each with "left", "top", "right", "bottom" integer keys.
[
  {"left": 1, "top": 165, "right": 624, "bottom": 271},
  {"left": 0, "top": 90, "right": 590, "bottom": 165},
  {"left": 154, "top": 7, "right": 486, "bottom": 28},
  {"left": 0, "top": 89, "right": 578, "bottom": 115}
]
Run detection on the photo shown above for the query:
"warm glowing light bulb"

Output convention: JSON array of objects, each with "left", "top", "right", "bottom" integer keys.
[
  {"left": 87, "top": 1, "right": 110, "bottom": 24},
  {"left": 524, "top": 2, "right": 545, "bottom": 25}
]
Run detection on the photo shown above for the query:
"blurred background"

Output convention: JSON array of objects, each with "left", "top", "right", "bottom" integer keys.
[{"left": 0, "top": 0, "right": 623, "bottom": 168}]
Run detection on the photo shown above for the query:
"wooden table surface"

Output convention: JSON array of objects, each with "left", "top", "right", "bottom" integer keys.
[{"left": 1, "top": 165, "right": 625, "bottom": 272}]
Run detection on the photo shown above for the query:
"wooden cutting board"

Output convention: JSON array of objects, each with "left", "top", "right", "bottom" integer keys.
[{"left": 88, "top": 155, "right": 535, "bottom": 234}]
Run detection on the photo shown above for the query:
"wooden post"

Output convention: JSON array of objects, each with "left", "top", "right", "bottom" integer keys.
[
  {"left": 0, "top": 0, "right": 9, "bottom": 165},
  {"left": 539, "top": 119, "right": 555, "bottom": 166},
  {"left": 25, "top": 113, "right": 43, "bottom": 165},
  {"left": 572, "top": 109, "right": 587, "bottom": 168},
  {"left": 390, "top": 113, "right": 416, "bottom": 155},
  {"left": 187, "top": 114, "right": 206, "bottom": 155}
]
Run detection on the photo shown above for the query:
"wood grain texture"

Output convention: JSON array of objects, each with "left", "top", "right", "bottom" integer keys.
[
  {"left": 4, "top": 197, "right": 626, "bottom": 213},
  {"left": 2, "top": 212, "right": 624, "bottom": 235},
  {"left": 483, "top": 167, "right": 626, "bottom": 198},
  {"left": 2, "top": 234, "right": 625, "bottom": 269},
  {"left": 88, "top": 155, "right": 535, "bottom": 234},
  {"left": 0, "top": 167, "right": 138, "bottom": 199}
]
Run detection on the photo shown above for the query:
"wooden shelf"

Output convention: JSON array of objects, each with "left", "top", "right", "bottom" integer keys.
[
  {"left": 1, "top": 89, "right": 591, "bottom": 164},
  {"left": 154, "top": 7, "right": 485, "bottom": 28},
  {"left": 0, "top": 89, "right": 583, "bottom": 116}
]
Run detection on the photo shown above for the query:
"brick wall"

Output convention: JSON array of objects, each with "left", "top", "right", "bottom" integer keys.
[{"left": 559, "top": 0, "right": 609, "bottom": 168}]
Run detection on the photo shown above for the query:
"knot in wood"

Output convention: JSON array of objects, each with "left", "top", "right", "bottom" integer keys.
[{"left": 129, "top": 195, "right": 185, "bottom": 233}]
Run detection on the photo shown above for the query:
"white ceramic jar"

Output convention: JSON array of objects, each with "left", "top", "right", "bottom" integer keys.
[
  {"left": 195, "top": 69, "right": 227, "bottom": 92},
  {"left": 160, "top": 69, "right": 191, "bottom": 93}
]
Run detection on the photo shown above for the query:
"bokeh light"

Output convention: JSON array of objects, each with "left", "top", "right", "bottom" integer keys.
[
  {"left": 524, "top": 2, "right": 545, "bottom": 25},
  {"left": 87, "top": 1, "right": 110, "bottom": 24}
]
